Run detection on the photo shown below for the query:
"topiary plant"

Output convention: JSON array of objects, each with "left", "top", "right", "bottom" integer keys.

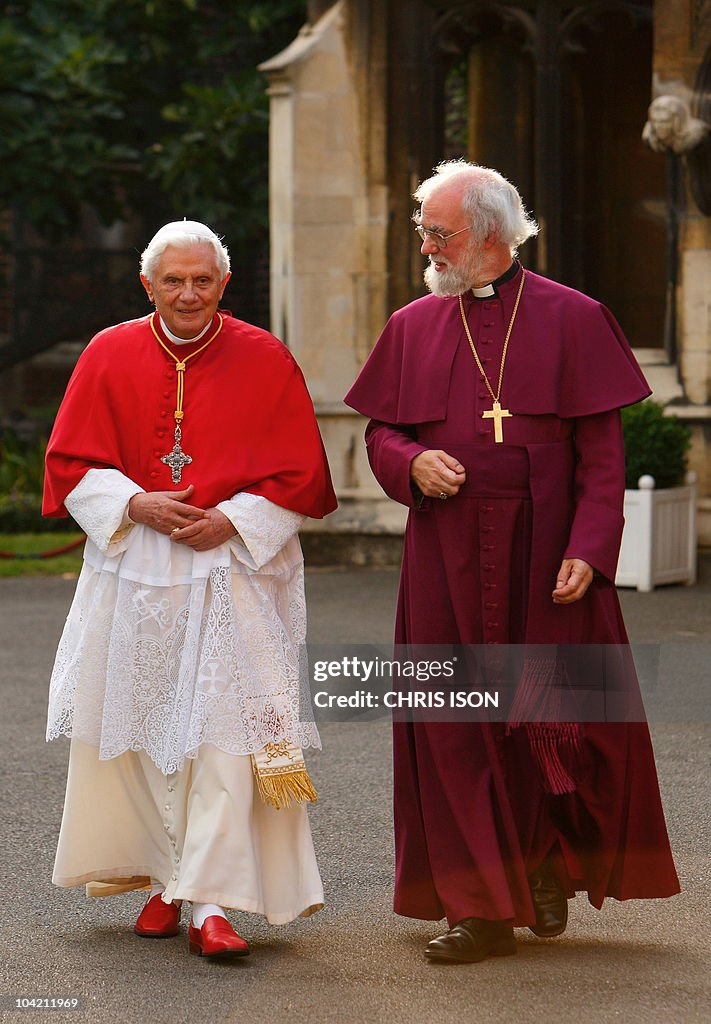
[{"left": 621, "top": 400, "right": 691, "bottom": 490}]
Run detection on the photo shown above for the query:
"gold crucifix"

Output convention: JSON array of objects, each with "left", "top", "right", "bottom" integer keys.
[
  {"left": 458, "top": 269, "right": 526, "bottom": 446},
  {"left": 482, "top": 400, "right": 512, "bottom": 443}
]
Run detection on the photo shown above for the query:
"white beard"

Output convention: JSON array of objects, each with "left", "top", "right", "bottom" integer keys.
[{"left": 423, "top": 246, "right": 486, "bottom": 298}]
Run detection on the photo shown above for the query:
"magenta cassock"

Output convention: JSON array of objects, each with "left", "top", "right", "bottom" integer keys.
[{"left": 345, "top": 265, "right": 680, "bottom": 927}]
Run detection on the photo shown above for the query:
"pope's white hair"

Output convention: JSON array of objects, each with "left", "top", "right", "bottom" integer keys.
[
  {"left": 140, "top": 220, "right": 230, "bottom": 281},
  {"left": 414, "top": 161, "right": 539, "bottom": 254}
]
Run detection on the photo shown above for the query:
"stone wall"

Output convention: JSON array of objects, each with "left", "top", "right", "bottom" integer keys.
[
  {"left": 260, "top": 0, "right": 711, "bottom": 556},
  {"left": 652, "top": 0, "right": 711, "bottom": 542},
  {"left": 259, "top": 1, "right": 404, "bottom": 547}
]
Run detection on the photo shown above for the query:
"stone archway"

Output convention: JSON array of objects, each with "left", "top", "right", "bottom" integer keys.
[
  {"left": 430, "top": 1, "right": 665, "bottom": 348},
  {"left": 259, "top": 0, "right": 711, "bottom": 551}
]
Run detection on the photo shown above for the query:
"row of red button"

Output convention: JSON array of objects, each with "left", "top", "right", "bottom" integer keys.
[{"left": 149, "top": 368, "right": 178, "bottom": 478}]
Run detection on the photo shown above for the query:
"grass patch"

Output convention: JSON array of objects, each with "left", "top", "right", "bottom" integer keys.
[{"left": 0, "top": 533, "right": 84, "bottom": 577}]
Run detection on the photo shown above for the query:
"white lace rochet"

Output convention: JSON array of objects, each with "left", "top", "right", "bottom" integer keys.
[{"left": 46, "top": 469, "right": 320, "bottom": 775}]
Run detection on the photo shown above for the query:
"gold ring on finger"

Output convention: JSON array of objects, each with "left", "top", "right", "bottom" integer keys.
[{"left": 438, "top": 491, "right": 448, "bottom": 500}]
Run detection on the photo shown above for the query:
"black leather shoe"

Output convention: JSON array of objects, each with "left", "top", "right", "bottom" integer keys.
[
  {"left": 528, "top": 861, "right": 568, "bottom": 937},
  {"left": 424, "top": 918, "right": 516, "bottom": 964}
]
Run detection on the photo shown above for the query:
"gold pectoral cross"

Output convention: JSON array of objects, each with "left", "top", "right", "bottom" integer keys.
[{"left": 482, "top": 400, "right": 512, "bottom": 443}]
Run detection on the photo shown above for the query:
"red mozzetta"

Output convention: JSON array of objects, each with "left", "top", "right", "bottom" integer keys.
[{"left": 43, "top": 312, "right": 337, "bottom": 520}]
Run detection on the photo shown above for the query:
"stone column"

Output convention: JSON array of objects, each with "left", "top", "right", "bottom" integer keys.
[
  {"left": 650, "top": 0, "right": 711, "bottom": 543},
  {"left": 260, "top": 1, "right": 406, "bottom": 557}
]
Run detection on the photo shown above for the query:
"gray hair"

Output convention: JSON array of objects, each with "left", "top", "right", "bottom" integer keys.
[
  {"left": 140, "top": 220, "right": 230, "bottom": 281},
  {"left": 414, "top": 161, "right": 539, "bottom": 254}
]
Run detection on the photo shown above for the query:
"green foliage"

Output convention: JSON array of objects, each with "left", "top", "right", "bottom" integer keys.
[
  {"left": 148, "top": 74, "right": 271, "bottom": 246},
  {"left": 444, "top": 58, "right": 468, "bottom": 158},
  {"left": 0, "top": 493, "right": 77, "bottom": 532},
  {"left": 621, "top": 400, "right": 691, "bottom": 490},
  {"left": 0, "top": 428, "right": 79, "bottom": 531},
  {"left": 0, "top": 0, "right": 307, "bottom": 241},
  {"left": 0, "top": 429, "right": 47, "bottom": 496},
  {"left": 0, "top": 1, "right": 143, "bottom": 230}
]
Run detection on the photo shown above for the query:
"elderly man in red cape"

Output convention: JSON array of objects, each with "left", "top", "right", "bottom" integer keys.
[
  {"left": 345, "top": 161, "right": 679, "bottom": 963},
  {"left": 43, "top": 221, "right": 336, "bottom": 960}
]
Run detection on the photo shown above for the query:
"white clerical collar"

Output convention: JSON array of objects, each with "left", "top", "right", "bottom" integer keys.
[
  {"left": 471, "top": 283, "right": 496, "bottom": 298},
  {"left": 159, "top": 316, "right": 212, "bottom": 346}
]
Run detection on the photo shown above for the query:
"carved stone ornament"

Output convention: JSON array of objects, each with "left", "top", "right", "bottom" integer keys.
[{"left": 642, "top": 94, "right": 709, "bottom": 155}]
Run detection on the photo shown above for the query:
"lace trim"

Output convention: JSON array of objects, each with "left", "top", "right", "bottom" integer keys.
[
  {"left": 52, "top": 475, "right": 317, "bottom": 773},
  {"left": 217, "top": 491, "right": 304, "bottom": 570},
  {"left": 65, "top": 468, "right": 144, "bottom": 555},
  {"left": 47, "top": 560, "right": 319, "bottom": 774}
]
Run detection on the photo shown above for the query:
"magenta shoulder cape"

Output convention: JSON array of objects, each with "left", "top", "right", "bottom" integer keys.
[{"left": 344, "top": 270, "right": 650, "bottom": 424}]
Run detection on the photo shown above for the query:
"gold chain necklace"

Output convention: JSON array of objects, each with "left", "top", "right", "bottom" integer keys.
[
  {"left": 149, "top": 312, "right": 224, "bottom": 482},
  {"left": 458, "top": 269, "right": 525, "bottom": 442}
]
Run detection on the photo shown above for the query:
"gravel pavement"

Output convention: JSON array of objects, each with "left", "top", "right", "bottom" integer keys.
[{"left": 0, "top": 559, "right": 708, "bottom": 1024}]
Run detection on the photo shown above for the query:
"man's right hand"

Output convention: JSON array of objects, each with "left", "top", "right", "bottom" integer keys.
[
  {"left": 128, "top": 484, "right": 207, "bottom": 535},
  {"left": 410, "top": 450, "right": 466, "bottom": 498}
]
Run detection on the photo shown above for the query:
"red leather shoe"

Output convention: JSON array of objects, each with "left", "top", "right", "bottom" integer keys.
[
  {"left": 134, "top": 894, "right": 181, "bottom": 938},
  {"left": 188, "top": 916, "right": 250, "bottom": 959}
]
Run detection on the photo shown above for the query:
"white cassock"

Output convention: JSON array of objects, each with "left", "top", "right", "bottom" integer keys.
[{"left": 47, "top": 468, "right": 323, "bottom": 924}]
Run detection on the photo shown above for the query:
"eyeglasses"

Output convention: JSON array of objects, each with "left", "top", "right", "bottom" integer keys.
[{"left": 413, "top": 222, "right": 472, "bottom": 249}]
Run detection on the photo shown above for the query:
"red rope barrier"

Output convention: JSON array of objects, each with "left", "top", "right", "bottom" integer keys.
[{"left": 0, "top": 536, "right": 86, "bottom": 560}]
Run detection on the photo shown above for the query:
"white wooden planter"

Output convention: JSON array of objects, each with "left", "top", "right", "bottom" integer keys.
[{"left": 616, "top": 471, "right": 697, "bottom": 592}]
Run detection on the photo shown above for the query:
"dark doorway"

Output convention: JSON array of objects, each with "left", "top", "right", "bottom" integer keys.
[
  {"left": 561, "top": 7, "right": 666, "bottom": 346},
  {"left": 436, "top": 2, "right": 664, "bottom": 347}
]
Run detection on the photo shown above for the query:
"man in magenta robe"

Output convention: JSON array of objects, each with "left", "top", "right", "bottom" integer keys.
[{"left": 345, "top": 161, "right": 679, "bottom": 963}]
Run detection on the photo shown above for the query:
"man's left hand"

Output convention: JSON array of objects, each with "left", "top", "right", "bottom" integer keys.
[
  {"left": 170, "top": 508, "right": 237, "bottom": 552},
  {"left": 552, "top": 558, "right": 594, "bottom": 604}
]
